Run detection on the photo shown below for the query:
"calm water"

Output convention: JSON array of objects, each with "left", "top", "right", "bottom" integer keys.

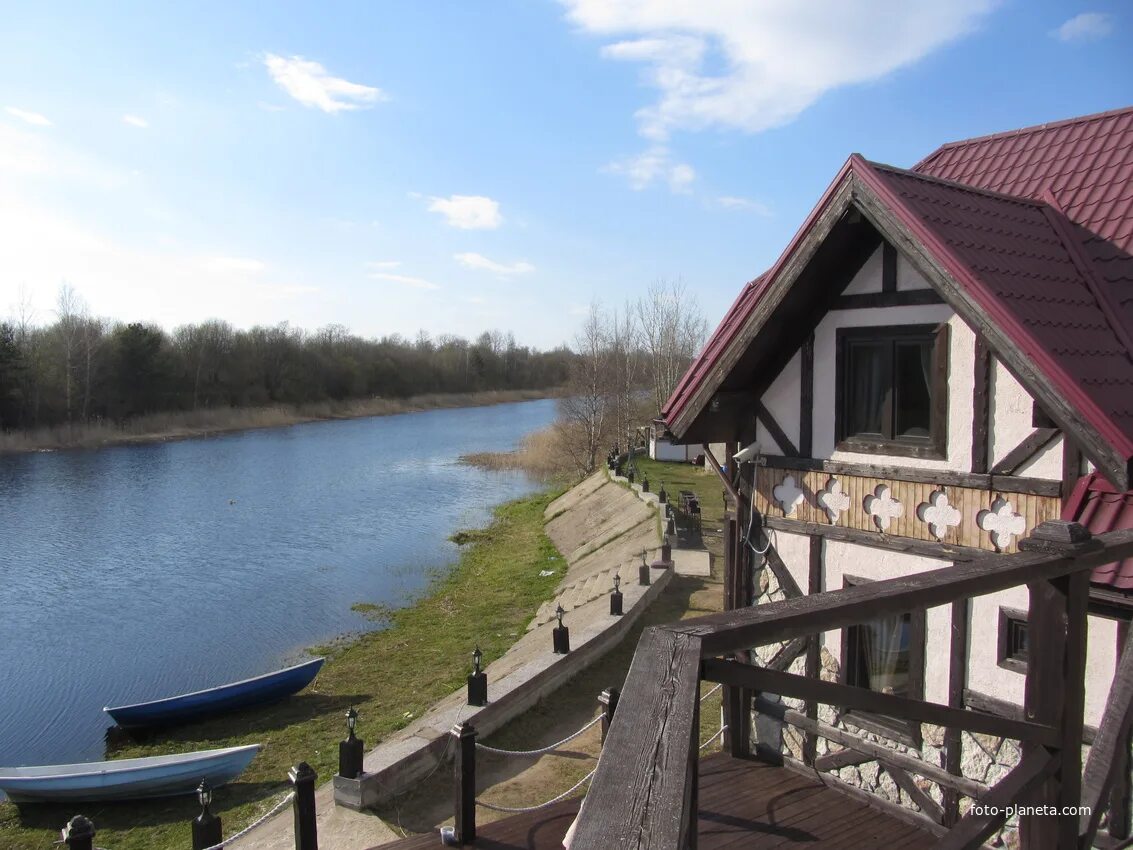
[{"left": 0, "top": 399, "right": 556, "bottom": 767}]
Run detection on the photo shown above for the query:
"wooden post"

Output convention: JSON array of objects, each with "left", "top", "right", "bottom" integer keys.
[
  {"left": 61, "top": 816, "right": 94, "bottom": 850},
  {"left": 686, "top": 678, "right": 701, "bottom": 850},
  {"left": 599, "top": 687, "right": 619, "bottom": 743},
  {"left": 453, "top": 722, "right": 477, "bottom": 844},
  {"left": 943, "top": 597, "right": 969, "bottom": 827},
  {"left": 289, "top": 762, "right": 318, "bottom": 850},
  {"left": 725, "top": 678, "right": 751, "bottom": 757},
  {"left": 1111, "top": 619, "right": 1133, "bottom": 841},
  {"left": 1018, "top": 521, "right": 1093, "bottom": 850},
  {"left": 803, "top": 535, "right": 822, "bottom": 766},
  {"left": 721, "top": 513, "right": 739, "bottom": 754}
]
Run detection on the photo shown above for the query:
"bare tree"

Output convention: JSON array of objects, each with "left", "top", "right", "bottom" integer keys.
[
  {"left": 54, "top": 284, "right": 85, "bottom": 424},
  {"left": 558, "top": 303, "right": 611, "bottom": 475},
  {"left": 636, "top": 278, "right": 708, "bottom": 413},
  {"left": 607, "top": 303, "right": 640, "bottom": 449}
]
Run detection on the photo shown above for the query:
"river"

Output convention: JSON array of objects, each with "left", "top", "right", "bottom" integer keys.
[{"left": 0, "top": 398, "right": 555, "bottom": 767}]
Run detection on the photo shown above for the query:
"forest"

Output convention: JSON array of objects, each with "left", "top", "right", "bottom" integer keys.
[{"left": 0, "top": 287, "right": 573, "bottom": 432}]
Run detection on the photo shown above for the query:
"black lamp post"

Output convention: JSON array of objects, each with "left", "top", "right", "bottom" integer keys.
[
  {"left": 467, "top": 646, "right": 488, "bottom": 706},
  {"left": 552, "top": 604, "right": 571, "bottom": 654},
  {"left": 191, "top": 781, "right": 223, "bottom": 850},
  {"left": 61, "top": 815, "right": 95, "bottom": 850},
  {"left": 627, "top": 467, "right": 635, "bottom": 484},
  {"left": 338, "top": 707, "right": 364, "bottom": 780},
  {"left": 661, "top": 534, "right": 673, "bottom": 565},
  {"left": 641, "top": 474, "right": 650, "bottom": 493},
  {"left": 610, "top": 573, "right": 623, "bottom": 616},
  {"left": 638, "top": 549, "right": 651, "bottom": 586},
  {"left": 658, "top": 481, "right": 667, "bottom": 504}
]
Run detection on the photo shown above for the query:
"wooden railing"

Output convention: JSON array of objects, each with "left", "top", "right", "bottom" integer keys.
[{"left": 571, "top": 522, "right": 1133, "bottom": 849}]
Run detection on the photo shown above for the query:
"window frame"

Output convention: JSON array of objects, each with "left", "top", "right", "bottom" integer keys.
[
  {"left": 997, "top": 606, "right": 1029, "bottom": 674},
  {"left": 834, "top": 323, "right": 949, "bottom": 460},
  {"left": 838, "top": 574, "right": 926, "bottom": 747}
]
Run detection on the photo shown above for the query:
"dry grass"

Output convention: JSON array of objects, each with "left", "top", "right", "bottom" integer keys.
[
  {"left": 0, "top": 389, "right": 557, "bottom": 454},
  {"left": 459, "top": 425, "right": 581, "bottom": 483}
]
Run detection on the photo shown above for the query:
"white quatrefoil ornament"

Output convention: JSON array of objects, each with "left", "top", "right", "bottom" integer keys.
[
  {"left": 917, "top": 490, "right": 962, "bottom": 540},
  {"left": 772, "top": 475, "right": 805, "bottom": 517},
  {"left": 817, "top": 477, "right": 850, "bottom": 524},
  {"left": 864, "top": 484, "right": 903, "bottom": 531},
  {"left": 978, "top": 496, "right": 1026, "bottom": 550}
]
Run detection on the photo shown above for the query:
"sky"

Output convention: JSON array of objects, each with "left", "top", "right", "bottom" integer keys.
[{"left": 0, "top": 1, "right": 1130, "bottom": 350}]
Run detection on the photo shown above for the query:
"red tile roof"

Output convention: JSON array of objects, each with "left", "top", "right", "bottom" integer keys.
[
  {"left": 1063, "top": 472, "right": 1133, "bottom": 589},
  {"left": 915, "top": 107, "right": 1133, "bottom": 253},
  {"left": 663, "top": 108, "right": 1133, "bottom": 483}
]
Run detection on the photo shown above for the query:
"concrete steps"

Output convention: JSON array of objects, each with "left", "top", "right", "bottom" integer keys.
[{"left": 527, "top": 567, "right": 620, "bottom": 631}]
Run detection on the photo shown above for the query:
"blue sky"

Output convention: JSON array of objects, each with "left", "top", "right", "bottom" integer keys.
[{"left": 0, "top": 1, "right": 1130, "bottom": 349}]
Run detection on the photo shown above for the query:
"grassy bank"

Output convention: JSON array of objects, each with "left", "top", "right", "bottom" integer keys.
[
  {"left": 0, "top": 388, "right": 558, "bottom": 455},
  {"left": 458, "top": 424, "right": 580, "bottom": 484},
  {"left": 0, "top": 490, "right": 564, "bottom": 850}
]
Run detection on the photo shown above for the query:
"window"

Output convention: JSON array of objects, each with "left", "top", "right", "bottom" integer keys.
[
  {"left": 998, "top": 607, "right": 1028, "bottom": 674},
  {"left": 835, "top": 323, "right": 949, "bottom": 459},
  {"left": 840, "top": 575, "right": 925, "bottom": 745}
]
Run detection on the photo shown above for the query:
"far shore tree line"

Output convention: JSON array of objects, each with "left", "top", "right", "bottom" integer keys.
[
  {"left": 0, "top": 285, "right": 575, "bottom": 432},
  {"left": 556, "top": 279, "right": 709, "bottom": 476}
]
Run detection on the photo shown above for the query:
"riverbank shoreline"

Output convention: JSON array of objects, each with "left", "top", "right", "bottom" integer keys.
[
  {"left": 0, "top": 388, "right": 560, "bottom": 455},
  {"left": 0, "top": 489, "right": 564, "bottom": 850}
]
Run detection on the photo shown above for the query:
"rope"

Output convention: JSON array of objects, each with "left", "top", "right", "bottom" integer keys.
[
  {"left": 700, "top": 724, "right": 728, "bottom": 750},
  {"left": 195, "top": 791, "right": 296, "bottom": 850},
  {"left": 700, "top": 683, "right": 721, "bottom": 702},
  {"left": 476, "top": 768, "right": 596, "bottom": 813},
  {"left": 475, "top": 715, "right": 602, "bottom": 757}
]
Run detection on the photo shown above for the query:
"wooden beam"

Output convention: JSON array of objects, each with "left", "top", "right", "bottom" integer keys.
[
  {"left": 753, "top": 694, "right": 989, "bottom": 799},
  {"left": 990, "top": 427, "right": 1060, "bottom": 475},
  {"left": 962, "top": 689, "right": 1098, "bottom": 746},
  {"left": 572, "top": 628, "right": 702, "bottom": 849},
  {"left": 812, "top": 748, "right": 872, "bottom": 772},
  {"left": 882, "top": 241, "right": 897, "bottom": 292},
  {"left": 1063, "top": 436, "right": 1084, "bottom": 504},
  {"left": 702, "top": 443, "right": 739, "bottom": 505},
  {"left": 799, "top": 332, "right": 814, "bottom": 458},
  {"left": 803, "top": 535, "right": 822, "bottom": 765},
  {"left": 1080, "top": 619, "right": 1133, "bottom": 847},
  {"left": 884, "top": 763, "right": 945, "bottom": 824},
  {"left": 943, "top": 598, "right": 969, "bottom": 827},
  {"left": 1110, "top": 619, "right": 1133, "bottom": 843},
  {"left": 704, "top": 660, "right": 1060, "bottom": 746},
  {"left": 766, "top": 635, "right": 809, "bottom": 671},
  {"left": 672, "top": 527, "right": 1133, "bottom": 656},
  {"left": 971, "top": 336, "right": 991, "bottom": 474},
  {"left": 934, "top": 750, "right": 1061, "bottom": 850},
  {"left": 762, "top": 541, "right": 804, "bottom": 599},
  {"left": 755, "top": 401, "right": 800, "bottom": 457},
  {"left": 831, "top": 289, "right": 946, "bottom": 309},
  {"left": 761, "top": 454, "right": 1063, "bottom": 497},
  {"left": 763, "top": 514, "right": 986, "bottom": 562}
]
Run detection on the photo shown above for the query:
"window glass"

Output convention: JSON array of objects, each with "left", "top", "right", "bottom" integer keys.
[
  {"left": 848, "top": 612, "right": 912, "bottom": 697},
  {"left": 1007, "top": 618, "right": 1028, "bottom": 661},
  {"left": 893, "top": 340, "right": 932, "bottom": 438},
  {"left": 845, "top": 340, "right": 888, "bottom": 437}
]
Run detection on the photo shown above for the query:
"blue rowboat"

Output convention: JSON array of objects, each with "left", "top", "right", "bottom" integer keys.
[
  {"left": 0, "top": 744, "right": 261, "bottom": 802},
  {"left": 104, "top": 657, "right": 325, "bottom": 728}
]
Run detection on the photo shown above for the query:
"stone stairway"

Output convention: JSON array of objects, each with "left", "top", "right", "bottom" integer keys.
[{"left": 527, "top": 566, "right": 620, "bottom": 631}]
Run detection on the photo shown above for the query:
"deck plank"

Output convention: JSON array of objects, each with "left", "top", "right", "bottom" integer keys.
[{"left": 372, "top": 753, "right": 936, "bottom": 849}]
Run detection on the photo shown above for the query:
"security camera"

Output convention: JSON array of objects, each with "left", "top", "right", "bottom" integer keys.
[{"left": 733, "top": 441, "right": 761, "bottom": 464}]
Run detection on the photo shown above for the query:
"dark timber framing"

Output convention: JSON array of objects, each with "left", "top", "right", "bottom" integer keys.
[
  {"left": 943, "top": 597, "right": 969, "bottom": 826},
  {"left": 882, "top": 241, "right": 897, "bottom": 293},
  {"left": 799, "top": 333, "right": 814, "bottom": 458},
  {"left": 971, "top": 336, "right": 992, "bottom": 474},
  {"left": 803, "top": 535, "right": 822, "bottom": 764},
  {"left": 763, "top": 514, "right": 986, "bottom": 562},
  {"left": 831, "top": 289, "right": 945, "bottom": 310},
  {"left": 756, "top": 401, "right": 800, "bottom": 457},
  {"left": 762, "top": 454, "right": 1062, "bottom": 497},
  {"left": 989, "top": 427, "right": 1060, "bottom": 476}
]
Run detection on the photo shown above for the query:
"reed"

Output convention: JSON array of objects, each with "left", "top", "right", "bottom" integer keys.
[
  {"left": 0, "top": 389, "right": 557, "bottom": 454},
  {"left": 459, "top": 425, "right": 580, "bottom": 483}
]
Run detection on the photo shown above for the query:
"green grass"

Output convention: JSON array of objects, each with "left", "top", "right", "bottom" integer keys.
[{"left": 0, "top": 491, "right": 564, "bottom": 850}]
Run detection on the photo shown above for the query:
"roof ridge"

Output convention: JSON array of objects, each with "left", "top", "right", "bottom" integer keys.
[
  {"left": 1038, "top": 191, "right": 1133, "bottom": 363},
  {"left": 864, "top": 158, "right": 1049, "bottom": 208},
  {"left": 912, "top": 105, "right": 1133, "bottom": 171}
]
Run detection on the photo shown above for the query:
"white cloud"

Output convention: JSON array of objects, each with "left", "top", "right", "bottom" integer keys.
[
  {"left": 603, "top": 146, "right": 695, "bottom": 193},
  {"left": 425, "top": 194, "right": 503, "bottom": 230},
  {"left": 122, "top": 114, "right": 149, "bottom": 129},
  {"left": 369, "top": 272, "right": 440, "bottom": 290},
  {"left": 203, "top": 256, "right": 265, "bottom": 274},
  {"left": 454, "top": 252, "right": 535, "bottom": 275},
  {"left": 1053, "top": 12, "right": 1113, "bottom": 42},
  {"left": 365, "top": 260, "right": 402, "bottom": 270},
  {"left": 716, "top": 195, "right": 772, "bottom": 215},
  {"left": 561, "top": 0, "right": 995, "bottom": 140},
  {"left": 263, "top": 54, "right": 385, "bottom": 113},
  {"left": 5, "top": 107, "right": 52, "bottom": 127}
]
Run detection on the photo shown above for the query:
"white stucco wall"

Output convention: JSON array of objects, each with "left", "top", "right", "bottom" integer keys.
[
  {"left": 989, "top": 359, "right": 1062, "bottom": 480},
  {"left": 896, "top": 253, "right": 932, "bottom": 291},
  {"left": 842, "top": 245, "right": 884, "bottom": 295},
  {"left": 756, "top": 350, "right": 801, "bottom": 451}
]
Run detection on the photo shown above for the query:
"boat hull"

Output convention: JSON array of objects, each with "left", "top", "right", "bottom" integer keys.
[
  {"left": 0, "top": 744, "right": 261, "bottom": 803},
  {"left": 105, "top": 657, "right": 324, "bottom": 728}
]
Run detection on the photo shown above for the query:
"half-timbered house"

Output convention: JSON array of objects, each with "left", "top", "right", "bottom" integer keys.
[{"left": 640, "top": 107, "right": 1133, "bottom": 846}]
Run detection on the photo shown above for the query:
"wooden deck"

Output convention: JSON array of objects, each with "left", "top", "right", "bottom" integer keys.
[{"left": 376, "top": 752, "right": 936, "bottom": 849}]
